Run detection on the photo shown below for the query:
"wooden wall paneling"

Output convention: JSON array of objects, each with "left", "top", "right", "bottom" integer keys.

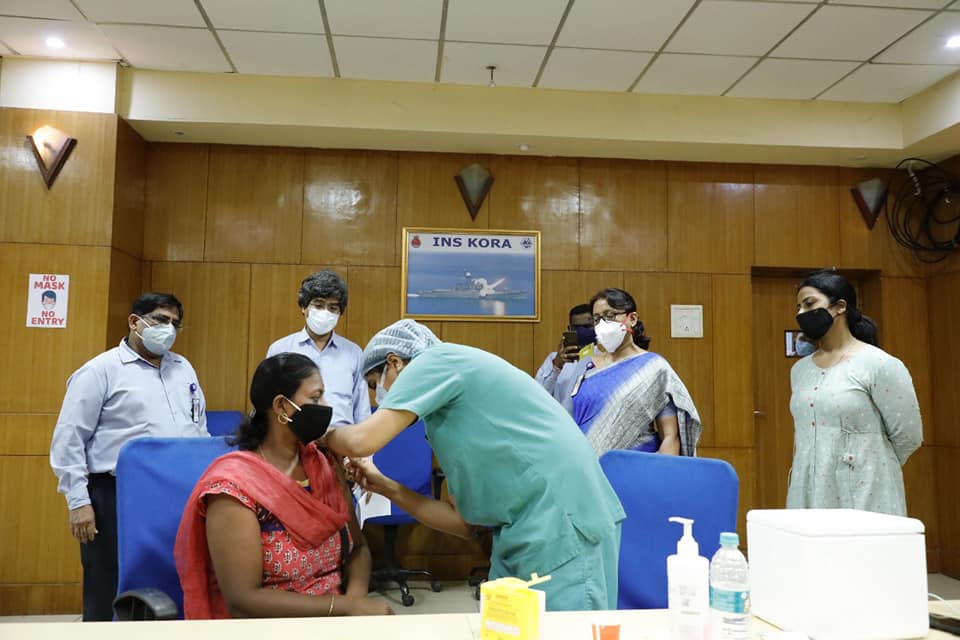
[
  {"left": 0, "top": 244, "right": 111, "bottom": 413},
  {"left": 0, "top": 455, "right": 80, "bottom": 583},
  {"left": 141, "top": 260, "right": 153, "bottom": 294},
  {"left": 0, "top": 108, "right": 116, "bottom": 246},
  {"left": 880, "top": 277, "right": 934, "bottom": 444},
  {"left": 901, "top": 444, "right": 941, "bottom": 571},
  {"left": 345, "top": 266, "right": 401, "bottom": 348},
  {"left": 246, "top": 264, "right": 350, "bottom": 386},
  {"left": 302, "top": 150, "right": 398, "bottom": 267},
  {"left": 751, "top": 276, "right": 801, "bottom": 509},
  {"left": 929, "top": 272, "right": 960, "bottom": 448},
  {"left": 533, "top": 270, "right": 623, "bottom": 371},
  {"left": 440, "top": 322, "right": 535, "bottom": 375},
  {"left": 0, "top": 584, "right": 80, "bottom": 616},
  {"left": 106, "top": 249, "right": 143, "bottom": 352},
  {"left": 111, "top": 118, "right": 145, "bottom": 259},
  {"left": 668, "top": 162, "right": 754, "bottom": 274},
  {"left": 396, "top": 153, "right": 486, "bottom": 257},
  {"left": 938, "top": 447, "right": 960, "bottom": 578},
  {"left": 711, "top": 275, "right": 754, "bottom": 447},
  {"left": 838, "top": 167, "right": 884, "bottom": 271},
  {"left": 697, "top": 447, "right": 755, "bottom": 542},
  {"left": 143, "top": 143, "right": 209, "bottom": 261},
  {"left": 204, "top": 145, "right": 304, "bottom": 264},
  {"left": 579, "top": 159, "right": 667, "bottom": 272},
  {"left": 150, "top": 262, "right": 251, "bottom": 411},
  {"left": 754, "top": 165, "right": 840, "bottom": 268},
  {"left": 487, "top": 155, "right": 580, "bottom": 271},
  {"left": 0, "top": 414, "right": 57, "bottom": 456},
  {"left": 622, "top": 272, "right": 715, "bottom": 446}
]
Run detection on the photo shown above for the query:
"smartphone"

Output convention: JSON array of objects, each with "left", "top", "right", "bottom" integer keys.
[
  {"left": 931, "top": 612, "right": 960, "bottom": 636},
  {"left": 562, "top": 330, "right": 579, "bottom": 349}
]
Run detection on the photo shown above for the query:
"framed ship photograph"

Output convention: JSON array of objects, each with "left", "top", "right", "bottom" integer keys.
[{"left": 401, "top": 228, "right": 540, "bottom": 322}]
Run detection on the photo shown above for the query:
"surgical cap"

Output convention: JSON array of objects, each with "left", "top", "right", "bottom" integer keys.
[{"left": 361, "top": 319, "right": 441, "bottom": 375}]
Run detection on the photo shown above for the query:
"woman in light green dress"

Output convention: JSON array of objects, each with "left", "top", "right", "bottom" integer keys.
[{"left": 789, "top": 270, "right": 922, "bottom": 516}]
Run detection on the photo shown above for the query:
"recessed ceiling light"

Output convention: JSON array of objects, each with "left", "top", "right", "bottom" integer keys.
[
  {"left": 947, "top": 35, "right": 960, "bottom": 49},
  {"left": 854, "top": 154, "right": 867, "bottom": 161},
  {"left": 45, "top": 36, "right": 65, "bottom": 49},
  {"left": 517, "top": 143, "right": 530, "bottom": 151}
]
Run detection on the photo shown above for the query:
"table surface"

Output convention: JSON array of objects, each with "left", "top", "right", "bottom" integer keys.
[{"left": 1, "top": 602, "right": 956, "bottom": 639}]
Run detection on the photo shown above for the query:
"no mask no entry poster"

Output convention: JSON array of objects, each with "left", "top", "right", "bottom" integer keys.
[{"left": 26, "top": 273, "right": 69, "bottom": 328}]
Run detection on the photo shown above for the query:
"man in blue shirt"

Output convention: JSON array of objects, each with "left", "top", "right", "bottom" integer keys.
[
  {"left": 534, "top": 303, "right": 595, "bottom": 408},
  {"left": 266, "top": 270, "right": 371, "bottom": 426},
  {"left": 49, "top": 292, "right": 209, "bottom": 621}
]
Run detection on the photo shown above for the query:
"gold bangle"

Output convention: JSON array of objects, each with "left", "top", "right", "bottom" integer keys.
[{"left": 328, "top": 593, "right": 335, "bottom": 616}]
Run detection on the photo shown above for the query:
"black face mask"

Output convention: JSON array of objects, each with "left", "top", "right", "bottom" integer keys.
[
  {"left": 573, "top": 325, "right": 596, "bottom": 348},
  {"left": 285, "top": 400, "right": 333, "bottom": 444},
  {"left": 796, "top": 307, "right": 834, "bottom": 340}
]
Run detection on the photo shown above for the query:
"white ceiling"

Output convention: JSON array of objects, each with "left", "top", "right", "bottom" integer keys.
[{"left": 1, "top": 0, "right": 960, "bottom": 102}]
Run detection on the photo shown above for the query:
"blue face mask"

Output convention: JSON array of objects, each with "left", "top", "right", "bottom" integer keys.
[
  {"left": 573, "top": 325, "right": 596, "bottom": 348},
  {"left": 796, "top": 338, "right": 817, "bottom": 357}
]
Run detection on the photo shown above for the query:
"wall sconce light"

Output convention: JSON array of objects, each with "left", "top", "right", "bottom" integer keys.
[
  {"left": 851, "top": 177, "right": 887, "bottom": 229},
  {"left": 27, "top": 125, "right": 77, "bottom": 189},
  {"left": 454, "top": 163, "right": 495, "bottom": 221}
]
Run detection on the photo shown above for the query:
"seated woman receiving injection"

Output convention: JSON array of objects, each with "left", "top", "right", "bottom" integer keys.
[{"left": 175, "top": 353, "right": 392, "bottom": 618}]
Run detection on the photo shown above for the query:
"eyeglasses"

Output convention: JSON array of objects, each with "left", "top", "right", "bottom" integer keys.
[
  {"left": 141, "top": 314, "right": 183, "bottom": 331},
  {"left": 592, "top": 311, "right": 626, "bottom": 326}
]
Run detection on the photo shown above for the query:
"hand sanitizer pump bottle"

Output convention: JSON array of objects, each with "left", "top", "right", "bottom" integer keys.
[{"left": 667, "top": 516, "right": 709, "bottom": 640}]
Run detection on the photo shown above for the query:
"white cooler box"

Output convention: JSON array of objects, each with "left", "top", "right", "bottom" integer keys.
[{"left": 747, "top": 509, "right": 928, "bottom": 640}]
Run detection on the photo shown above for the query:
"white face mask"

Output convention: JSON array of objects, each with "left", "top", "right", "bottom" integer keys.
[
  {"left": 595, "top": 319, "right": 628, "bottom": 353},
  {"left": 136, "top": 316, "right": 177, "bottom": 356},
  {"left": 306, "top": 307, "right": 339, "bottom": 336},
  {"left": 375, "top": 368, "right": 388, "bottom": 406}
]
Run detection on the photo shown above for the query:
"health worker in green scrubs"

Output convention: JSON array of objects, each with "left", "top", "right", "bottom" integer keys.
[{"left": 322, "top": 319, "right": 625, "bottom": 611}]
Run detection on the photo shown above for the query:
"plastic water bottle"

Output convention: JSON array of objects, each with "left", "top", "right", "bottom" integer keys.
[{"left": 709, "top": 532, "right": 750, "bottom": 640}]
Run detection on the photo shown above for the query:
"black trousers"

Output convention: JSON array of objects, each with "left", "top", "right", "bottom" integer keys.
[{"left": 79, "top": 473, "right": 118, "bottom": 621}]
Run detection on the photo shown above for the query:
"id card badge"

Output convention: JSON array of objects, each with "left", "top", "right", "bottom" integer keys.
[
  {"left": 570, "top": 373, "right": 586, "bottom": 398},
  {"left": 570, "top": 361, "right": 595, "bottom": 398},
  {"left": 189, "top": 382, "right": 201, "bottom": 423}
]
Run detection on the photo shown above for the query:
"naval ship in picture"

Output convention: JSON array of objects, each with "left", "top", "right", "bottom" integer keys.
[{"left": 410, "top": 270, "right": 528, "bottom": 300}]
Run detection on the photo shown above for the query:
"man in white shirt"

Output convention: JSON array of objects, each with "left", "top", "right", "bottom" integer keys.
[
  {"left": 50, "top": 292, "right": 209, "bottom": 621},
  {"left": 266, "top": 270, "right": 371, "bottom": 426}
]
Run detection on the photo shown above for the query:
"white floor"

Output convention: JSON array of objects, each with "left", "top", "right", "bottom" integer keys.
[{"left": 2, "top": 574, "right": 958, "bottom": 622}]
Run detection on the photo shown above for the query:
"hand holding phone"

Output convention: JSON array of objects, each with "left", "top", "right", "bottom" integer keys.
[{"left": 553, "top": 331, "right": 581, "bottom": 368}]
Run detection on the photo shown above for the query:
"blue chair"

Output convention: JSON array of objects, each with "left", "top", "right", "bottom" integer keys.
[
  {"left": 599, "top": 450, "right": 739, "bottom": 610},
  {"left": 205, "top": 410, "right": 244, "bottom": 437},
  {"left": 113, "top": 436, "right": 236, "bottom": 619},
  {"left": 365, "top": 417, "right": 441, "bottom": 606}
]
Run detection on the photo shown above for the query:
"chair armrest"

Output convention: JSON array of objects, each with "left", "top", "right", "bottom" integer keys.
[{"left": 112, "top": 588, "right": 178, "bottom": 620}]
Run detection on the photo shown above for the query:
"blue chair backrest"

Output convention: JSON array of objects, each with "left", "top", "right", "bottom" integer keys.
[
  {"left": 599, "top": 450, "right": 739, "bottom": 610},
  {"left": 205, "top": 410, "right": 244, "bottom": 437},
  {"left": 115, "top": 436, "right": 237, "bottom": 618},
  {"left": 367, "top": 418, "right": 432, "bottom": 526}
]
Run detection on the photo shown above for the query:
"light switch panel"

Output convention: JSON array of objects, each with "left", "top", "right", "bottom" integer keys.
[{"left": 671, "top": 304, "right": 703, "bottom": 339}]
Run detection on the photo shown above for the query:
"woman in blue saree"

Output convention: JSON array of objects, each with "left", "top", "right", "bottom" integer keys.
[{"left": 572, "top": 288, "right": 702, "bottom": 457}]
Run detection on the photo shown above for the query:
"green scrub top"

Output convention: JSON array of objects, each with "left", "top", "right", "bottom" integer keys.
[{"left": 379, "top": 343, "right": 625, "bottom": 578}]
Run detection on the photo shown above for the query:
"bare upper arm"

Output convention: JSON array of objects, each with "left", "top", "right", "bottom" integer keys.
[{"left": 204, "top": 493, "right": 264, "bottom": 609}]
